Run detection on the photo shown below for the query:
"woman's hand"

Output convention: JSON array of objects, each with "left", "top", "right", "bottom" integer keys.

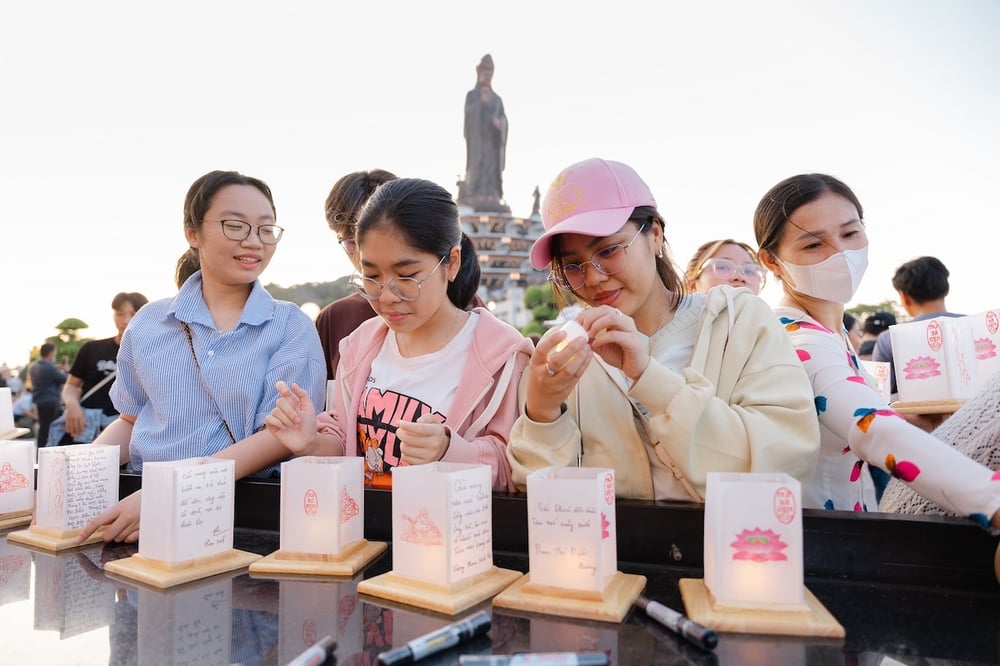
[
  {"left": 77, "top": 490, "right": 142, "bottom": 544},
  {"left": 901, "top": 412, "right": 949, "bottom": 433},
  {"left": 396, "top": 413, "right": 449, "bottom": 465},
  {"left": 264, "top": 381, "right": 319, "bottom": 455},
  {"left": 578, "top": 306, "right": 650, "bottom": 381},
  {"left": 524, "top": 324, "right": 593, "bottom": 423}
]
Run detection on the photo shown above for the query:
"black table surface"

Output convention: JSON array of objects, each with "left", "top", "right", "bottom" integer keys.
[
  {"left": 3, "top": 477, "right": 999, "bottom": 665},
  {"left": 2, "top": 525, "right": 998, "bottom": 666}
]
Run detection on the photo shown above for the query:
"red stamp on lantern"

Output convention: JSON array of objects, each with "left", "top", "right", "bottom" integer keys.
[
  {"left": 926, "top": 320, "right": 943, "bottom": 351},
  {"left": 986, "top": 310, "right": 999, "bottom": 335},
  {"left": 303, "top": 488, "right": 319, "bottom": 517},
  {"left": 773, "top": 487, "right": 796, "bottom": 524},
  {"left": 604, "top": 473, "right": 615, "bottom": 505}
]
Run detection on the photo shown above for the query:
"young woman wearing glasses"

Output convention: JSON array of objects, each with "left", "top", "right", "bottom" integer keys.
[
  {"left": 684, "top": 239, "right": 766, "bottom": 295},
  {"left": 77, "top": 170, "right": 327, "bottom": 543},
  {"left": 506, "top": 158, "right": 820, "bottom": 501},
  {"left": 265, "top": 178, "right": 533, "bottom": 491}
]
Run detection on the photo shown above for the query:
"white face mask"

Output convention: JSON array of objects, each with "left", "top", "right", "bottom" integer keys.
[{"left": 779, "top": 246, "right": 869, "bottom": 304}]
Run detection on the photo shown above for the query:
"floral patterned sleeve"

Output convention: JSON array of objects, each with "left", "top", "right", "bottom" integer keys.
[{"left": 776, "top": 307, "right": 1000, "bottom": 526}]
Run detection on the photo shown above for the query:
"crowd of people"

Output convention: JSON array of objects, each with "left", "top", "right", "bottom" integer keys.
[{"left": 6, "top": 157, "right": 995, "bottom": 545}]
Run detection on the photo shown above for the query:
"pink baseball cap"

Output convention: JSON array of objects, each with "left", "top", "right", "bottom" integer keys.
[{"left": 529, "top": 158, "right": 657, "bottom": 270}]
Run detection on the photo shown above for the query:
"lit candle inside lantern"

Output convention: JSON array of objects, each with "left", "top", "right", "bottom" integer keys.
[
  {"left": 553, "top": 320, "right": 588, "bottom": 353},
  {"left": 280, "top": 456, "right": 364, "bottom": 556}
]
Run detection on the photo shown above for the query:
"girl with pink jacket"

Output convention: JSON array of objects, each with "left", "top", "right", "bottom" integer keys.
[{"left": 267, "top": 178, "right": 532, "bottom": 491}]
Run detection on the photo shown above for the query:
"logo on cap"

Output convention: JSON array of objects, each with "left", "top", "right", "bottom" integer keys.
[{"left": 544, "top": 169, "right": 584, "bottom": 228}]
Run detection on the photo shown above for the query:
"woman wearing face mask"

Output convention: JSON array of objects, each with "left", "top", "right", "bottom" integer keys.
[{"left": 755, "top": 173, "right": 1000, "bottom": 527}]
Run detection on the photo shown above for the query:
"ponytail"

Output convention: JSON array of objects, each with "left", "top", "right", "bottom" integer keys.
[
  {"left": 175, "top": 248, "right": 200, "bottom": 288},
  {"left": 448, "top": 234, "right": 481, "bottom": 309}
]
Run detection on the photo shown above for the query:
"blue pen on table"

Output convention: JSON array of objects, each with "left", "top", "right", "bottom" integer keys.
[
  {"left": 287, "top": 635, "right": 336, "bottom": 666},
  {"left": 376, "top": 609, "right": 492, "bottom": 665},
  {"left": 635, "top": 594, "right": 718, "bottom": 651},
  {"left": 459, "top": 651, "right": 608, "bottom": 665}
]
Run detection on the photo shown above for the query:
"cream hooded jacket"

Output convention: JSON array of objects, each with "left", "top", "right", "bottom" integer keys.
[
  {"left": 318, "top": 307, "right": 533, "bottom": 491},
  {"left": 508, "top": 287, "right": 820, "bottom": 500}
]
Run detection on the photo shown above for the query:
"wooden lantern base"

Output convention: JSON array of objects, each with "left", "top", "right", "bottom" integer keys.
[
  {"left": 248, "top": 539, "right": 387, "bottom": 578},
  {"left": 7, "top": 524, "right": 105, "bottom": 552},
  {"left": 678, "top": 578, "right": 845, "bottom": 638},
  {"left": 890, "top": 399, "right": 965, "bottom": 415},
  {"left": 0, "top": 510, "right": 33, "bottom": 531},
  {"left": 358, "top": 565, "right": 522, "bottom": 616},
  {"left": 0, "top": 427, "right": 32, "bottom": 440},
  {"left": 492, "top": 571, "right": 646, "bottom": 624},
  {"left": 104, "top": 549, "right": 261, "bottom": 589}
]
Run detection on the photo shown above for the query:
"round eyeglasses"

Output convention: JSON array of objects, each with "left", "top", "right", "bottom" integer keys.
[
  {"left": 213, "top": 219, "right": 284, "bottom": 245},
  {"left": 351, "top": 255, "right": 447, "bottom": 302},
  {"left": 698, "top": 257, "right": 764, "bottom": 283},
  {"left": 549, "top": 223, "right": 648, "bottom": 291}
]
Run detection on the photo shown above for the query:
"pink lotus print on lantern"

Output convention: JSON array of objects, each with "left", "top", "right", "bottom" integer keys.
[
  {"left": 730, "top": 527, "right": 789, "bottom": 562},
  {"left": 902, "top": 356, "right": 942, "bottom": 380},
  {"left": 601, "top": 512, "right": 610, "bottom": 539},
  {"left": 974, "top": 337, "right": 997, "bottom": 360}
]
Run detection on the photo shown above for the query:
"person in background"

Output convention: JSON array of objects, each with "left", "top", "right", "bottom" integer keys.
[
  {"left": 28, "top": 343, "right": 66, "bottom": 448},
  {"left": 13, "top": 390, "right": 37, "bottom": 432},
  {"left": 872, "top": 256, "right": 962, "bottom": 396},
  {"left": 754, "top": 172, "right": 999, "bottom": 526},
  {"left": 56, "top": 291, "right": 149, "bottom": 444},
  {"left": 266, "top": 178, "right": 532, "bottom": 491},
  {"left": 77, "top": 170, "right": 326, "bottom": 543},
  {"left": 843, "top": 312, "right": 863, "bottom": 352},
  {"left": 1, "top": 365, "right": 25, "bottom": 398},
  {"left": 857, "top": 311, "right": 896, "bottom": 361},
  {"left": 506, "top": 158, "right": 820, "bottom": 501},
  {"left": 684, "top": 239, "right": 766, "bottom": 295},
  {"left": 315, "top": 169, "right": 398, "bottom": 380}
]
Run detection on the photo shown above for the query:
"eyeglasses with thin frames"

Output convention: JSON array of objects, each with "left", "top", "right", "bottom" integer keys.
[
  {"left": 549, "top": 223, "right": 648, "bottom": 291},
  {"left": 351, "top": 255, "right": 448, "bottom": 302},
  {"left": 698, "top": 257, "right": 764, "bottom": 283},
  {"left": 338, "top": 237, "right": 358, "bottom": 254},
  {"left": 213, "top": 219, "right": 285, "bottom": 245}
]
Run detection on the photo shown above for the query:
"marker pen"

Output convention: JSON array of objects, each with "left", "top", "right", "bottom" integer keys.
[
  {"left": 459, "top": 652, "right": 608, "bottom": 666},
  {"left": 635, "top": 595, "right": 717, "bottom": 651},
  {"left": 376, "top": 610, "right": 492, "bottom": 665},
  {"left": 287, "top": 635, "right": 336, "bottom": 666}
]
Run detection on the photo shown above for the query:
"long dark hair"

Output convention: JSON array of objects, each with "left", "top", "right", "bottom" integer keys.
[{"left": 357, "top": 178, "right": 480, "bottom": 309}]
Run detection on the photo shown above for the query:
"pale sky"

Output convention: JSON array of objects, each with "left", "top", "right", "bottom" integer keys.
[{"left": 3, "top": 0, "right": 998, "bottom": 368}]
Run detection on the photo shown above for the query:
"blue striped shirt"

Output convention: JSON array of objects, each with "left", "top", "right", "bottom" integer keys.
[{"left": 111, "top": 272, "right": 326, "bottom": 475}]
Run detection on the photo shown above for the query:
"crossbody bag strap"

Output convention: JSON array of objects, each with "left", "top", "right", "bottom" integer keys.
[
  {"left": 80, "top": 368, "right": 117, "bottom": 403},
  {"left": 462, "top": 353, "right": 519, "bottom": 439},
  {"left": 183, "top": 322, "right": 237, "bottom": 444}
]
